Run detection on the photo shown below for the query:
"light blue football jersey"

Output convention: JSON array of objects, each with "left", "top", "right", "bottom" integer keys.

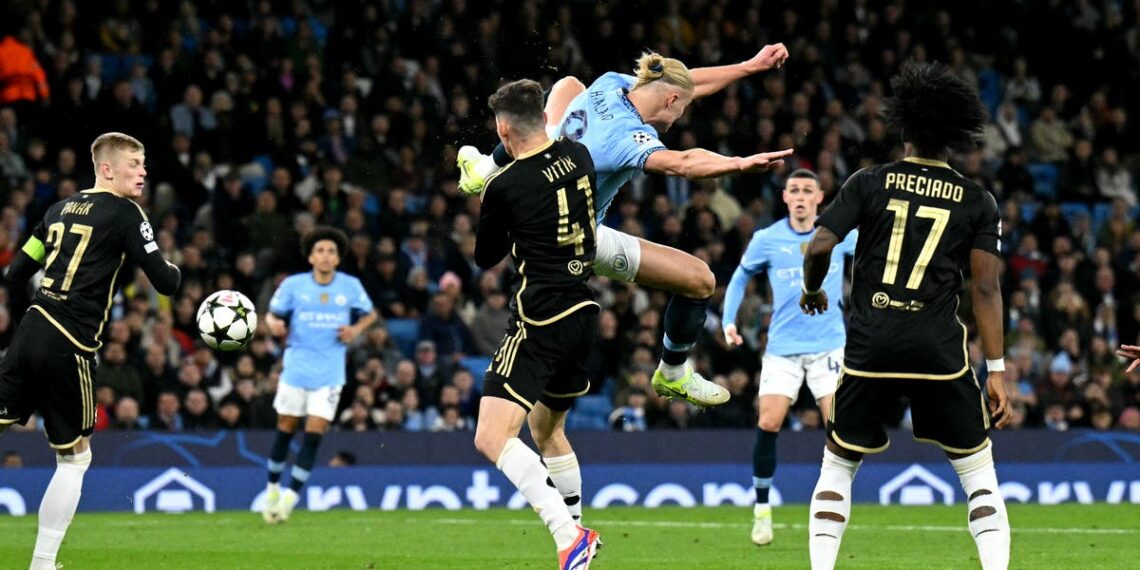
[
  {"left": 723, "top": 219, "right": 858, "bottom": 356},
  {"left": 557, "top": 72, "right": 667, "bottom": 221},
  {"left": 268, "top": 271, "right": 373, "bottom": 389}
]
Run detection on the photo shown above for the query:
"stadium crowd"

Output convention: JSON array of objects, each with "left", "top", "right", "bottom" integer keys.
[{"left": 0, "top": 0, "right": 1138, "bottom": 435}]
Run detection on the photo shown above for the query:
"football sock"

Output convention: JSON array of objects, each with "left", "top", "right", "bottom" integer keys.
[
  {"left": 753, "top": 428, "right": 779, "bottom": 504},
  {"left": 951, "top": 444, "right": 1010, "bottom": 570},
  {"left": 267, "top": 429, "right": 292, "bottom": 484},
  {"left": 491, "top": 143, "right": 512, "bottom": 167},
  {"left": 32, "top": 448, "right": 91, "bottom": 569},
  {"left": 809, "top": 447, "right": 860, "bottom": 570},
  {"left": 545, "top": 453, "right": 583, "bottom": 522},
  {"left": 497, "top": 438, "right": 578, "bottom": 550},
  {"left": 289, "top": 432, "right": 322, "bottom": 493},
  {"left": 661, "top": 294, "right": 711, "bottom": 367}
]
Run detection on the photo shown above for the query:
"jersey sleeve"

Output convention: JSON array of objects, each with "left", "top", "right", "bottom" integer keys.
[
  {"left": 606, "top": 122, "right": 666, "bottom": 171},
  {"left": 268, "top": 278, "right": 294, "bottom": 318},
  {"left": 474, "top": 180, "right": 511, "bottom": 269},
  {"left": 123, "top": 202, "right": 181, "bottom": 295},
  {"left": 723, "top": 232, "right": 768, "bottom": 330},
  {"left": 971, "top": 190, "right": 1002, "bottom": 256},
  {"left": 350, "top": 276, "right": 374, "bottom": 312},
  {"left": 816, "top": 168, "right": 869, "bottom": 240}
]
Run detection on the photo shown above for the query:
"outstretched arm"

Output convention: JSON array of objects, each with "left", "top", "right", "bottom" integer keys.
[
  {"left": 691, "top": 43, "right": 788, "bottom": 100},
  {"left": 644, "top": 147, "right": 792, "bottom": 179}
]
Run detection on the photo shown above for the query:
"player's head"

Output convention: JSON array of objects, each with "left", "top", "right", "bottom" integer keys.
[
  {"left": 487, "top": 79, "right": 546, "bottom": 157},
  {"left": 782, "top": 169, "right": 823, "bottom": 222},
  {"left": 91, "top": 132, "right": 146, "bottom": 198},
  {"left": 884, "top": 61, "right": 986, "bottom": 156},
  {"left": 303, "top": 226, "right": 348, "bottom": 275},
  {"left": 629, "top": 52, "right": 694, "bottom": 132}
]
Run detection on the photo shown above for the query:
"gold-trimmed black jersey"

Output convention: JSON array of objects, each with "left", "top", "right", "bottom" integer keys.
[
  {"left": 816, "top": 157, "right": 1001, "bottom": 379},
  {"left": 23, "top": 189, "right": 181, "bottom": 351},
  {"left": 475, "top": 138, "right": 599, "bottom": 325}
]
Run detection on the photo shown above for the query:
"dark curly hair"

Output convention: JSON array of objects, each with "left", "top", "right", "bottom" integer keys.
[
  {"left": 884, "top": 61, "right": 987, "bottom": 153},
  {"left": 302, "top": 226, "right": 348, "bottom": 258}
]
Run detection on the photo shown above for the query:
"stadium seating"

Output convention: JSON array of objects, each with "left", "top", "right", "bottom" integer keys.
[
  {"left": 385, "top": 319, "right": 421, "bottom": 357},
  {"left": 565, "top": 395, "right": 613, "bottom": 431},
  {"left": 1026, "top": 163, "right": 1059, "bottom": 198}
]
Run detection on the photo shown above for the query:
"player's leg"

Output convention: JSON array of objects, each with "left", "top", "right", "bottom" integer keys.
[
  {"left": 594, "top": 229, "right": 725, "bottom": 406},
  {"left": 458, "top": 76, "right": 584, "bottom": 194},
  {"left": 805, "top": 347, "right": 844, "bottom": 427},
  {"left": 529, "top": 402, "right": 583, "bottom": 522},
  {"left": 750, "top": 353, "right": 802, "bottom": 545},
  {"left": 275, "top": 386, "right": 341, "bottom": 523},
  {"left": 912, "top": 375, "right": 1010, "bottom": 570},
  {"left": 265, "top": 383, "right": 303, "bottom": 523},
  {"left": 481, "top": 319, "right": 598, "bottom": 567},
  {"left": 808, "top": 373, "right": 892, "bottom": 570},
  {"left": 28, "top": 332, "right": 97, "bottom": 570}
]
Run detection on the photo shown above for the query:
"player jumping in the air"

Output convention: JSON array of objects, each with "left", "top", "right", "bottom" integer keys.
[
  {"left": 799, "top": 62, "right": 1011, "bottom": 570},
  {"left": 723, "top": 169, "right": 857, "bottom": 546},
  {"left": 458, "top": 46, "right": 792, "bottom": 410}
]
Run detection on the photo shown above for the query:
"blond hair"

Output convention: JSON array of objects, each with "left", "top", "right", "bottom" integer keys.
[
  {"left": 632, "top": 52, "right": 693, "bottom": 92},
  {"left": 90, "top": 132, "right": 145, "bottom": 167}
]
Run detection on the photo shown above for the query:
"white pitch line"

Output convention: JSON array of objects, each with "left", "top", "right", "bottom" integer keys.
[{"left": 429, "top": 517, "right": 1139, "bottom": 535}]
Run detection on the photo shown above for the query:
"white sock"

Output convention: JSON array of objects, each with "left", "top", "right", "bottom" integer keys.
[
  {"left": 32, "top": 448, "right": 91, "bottom": 569},
  {"left": 951, "top": 444, "right": 1010, "bottom": 570},
  {"left": 497, "top": 439, "right": 578, "bottom": 549},
  {"left": 475, "top": 153, "right": 501, "bottom": 179},
  {"left": 656, "top": 361, "right": 688, "bottom": 381},
  {"left": 545, "top": 453, "right": 583, "bottom": 522},
  {"left": 809, "top": 447, "right": 860, "bottom": 570}
]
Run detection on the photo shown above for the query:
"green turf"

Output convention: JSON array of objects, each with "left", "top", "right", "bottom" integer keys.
[{"left": 0, "top": 504, "right": 1135, "bottom": 569}]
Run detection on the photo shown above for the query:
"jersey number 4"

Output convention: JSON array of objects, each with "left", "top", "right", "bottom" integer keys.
[
  {"left": 43, "top": 222, "right": 94, "bottom": 291},
  {"left": 556, "top": 175, "right": 596, "bottom": 255},
  {"left": 882, "top": 199, "right": 950, "bottom": 290}
]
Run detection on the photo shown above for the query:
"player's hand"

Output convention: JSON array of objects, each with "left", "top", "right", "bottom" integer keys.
[
  {"left": 737, "top": 149, "right": 794, "bottom": 173},
  {"left": 337, "top": 325, "right": 361, "bottom": 344},
  {"left": 1116, "top": 344, "right": 1140, "bottom": 372},
  {"left": 267, "top": 319, "right": 287, "bottom": 338},
  {"left": 986, "top": 370, "right": 1011, "bottom": 429},
  {"left": 799, "top": 290, "right": 828, "bottom": 315},
  {"left": 723, "top": 324, "right": 744, "bottom": 347},
  {"left": 745, "top": 43, "right": 789, "bottom": 73}
]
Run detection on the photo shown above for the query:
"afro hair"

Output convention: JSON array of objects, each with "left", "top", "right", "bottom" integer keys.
[
  {"left": 302, "top": 226, "right": 349, "bottom": 258},
  {"left": 884, "top": 61, "right": 987, "bottom": 153}
]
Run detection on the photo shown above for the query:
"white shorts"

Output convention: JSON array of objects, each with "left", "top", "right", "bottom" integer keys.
[
  {"left": 758, "top": 347, "right": 844, "bottom": 404},
  {"left": 273, "top": 383, "right": 342, "bottom": 422},
  {"left": 594, "top": 225, "right": 642, "bottom": 282}
]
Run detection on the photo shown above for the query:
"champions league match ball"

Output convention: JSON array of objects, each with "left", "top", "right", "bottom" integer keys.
[{"left": 197, "top": 290, "right": 258, "bottom": 351}]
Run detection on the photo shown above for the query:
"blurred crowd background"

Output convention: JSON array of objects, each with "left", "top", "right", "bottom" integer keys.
[{"left": 0, "top": 0, "right": 1137, "bottom": 435}]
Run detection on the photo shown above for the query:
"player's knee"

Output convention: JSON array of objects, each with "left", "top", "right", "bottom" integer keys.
[
  {"left": 554, "top": 76, "right": 586, "bottom": 97},
  {"left": 758, "top": 416, "right": 784, "bottom": 432},
  {"left": 680, "top": 263, "right": 715, "bottom": 299}
]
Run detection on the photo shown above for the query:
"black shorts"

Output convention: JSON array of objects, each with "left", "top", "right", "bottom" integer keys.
[
  {"left": 827, "top": 371, "right": 991, "bottom": 455},
  {"left": 0, "top": 309, "right": 97, "bottom": 448},
  {"left": 484, "top": 308, "right": 597, "bottom": 413}
]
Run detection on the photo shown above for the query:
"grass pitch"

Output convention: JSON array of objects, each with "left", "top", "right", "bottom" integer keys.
[{"left": 0, "top": 504, "right": 1135, "bottom": 569}]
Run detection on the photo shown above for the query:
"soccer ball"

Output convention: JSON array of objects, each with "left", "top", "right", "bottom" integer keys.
[{"left": 197, "top": 290, "right": 257, "bottom": 351}]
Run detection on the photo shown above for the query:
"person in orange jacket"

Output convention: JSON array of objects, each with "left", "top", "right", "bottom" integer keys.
[{"left": 0, "top": 33, "right": 51, "bottom": 105}]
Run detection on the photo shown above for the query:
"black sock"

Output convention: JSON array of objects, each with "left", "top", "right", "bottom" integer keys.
[
  {"left": 492, "top": 143, "right": 511, "bottom": 167},
  {"left": 289, "top": 432, "right": 323, "bottom": 492},
  {"left": 753, "top": 428, "right": 779, "bottom": 504},
  {"left": 267, "top": 430, "right": 293, "bottom": 484},
  {"left": 661, "top": 294, "right": 711, "bottom": 366}
]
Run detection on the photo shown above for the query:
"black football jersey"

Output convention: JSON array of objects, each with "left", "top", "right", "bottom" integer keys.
[
  {"left": 475, "top": 138, "right": 599, "bottom": 325},
  {"left": 26, "top": 189, "right": 181, "bottom": 351},
  {"left": 816, "top": 157, "right": 1001, "bottom": 379}
]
